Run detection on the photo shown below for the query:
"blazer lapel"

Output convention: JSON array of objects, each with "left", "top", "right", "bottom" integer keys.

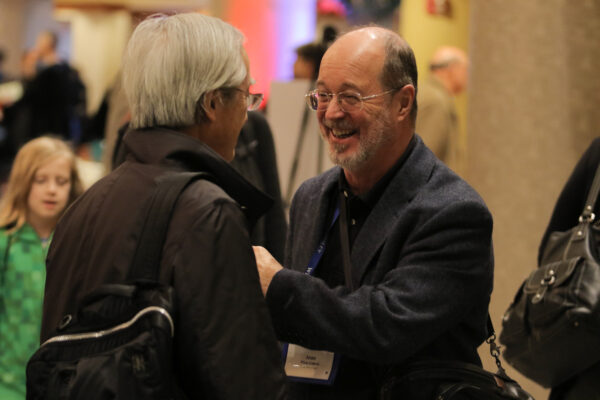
[
  {"left": 292, "top": 168, "right": 340, "bottom": 273},
  {"left": 351, "top": 137, "right": 436, "bottom": 285}
]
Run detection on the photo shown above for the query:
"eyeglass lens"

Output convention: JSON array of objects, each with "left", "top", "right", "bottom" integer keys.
[
  {"left": 248, "top": 93, "right": 263, "bottom": 111},
  {"left": 306, "top": 91, "right": 363, "bottom": 112}
]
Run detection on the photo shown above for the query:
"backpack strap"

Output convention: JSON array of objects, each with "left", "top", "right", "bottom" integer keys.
[{"left": 128, "top": 171, "right": 210, "bottom": 282}]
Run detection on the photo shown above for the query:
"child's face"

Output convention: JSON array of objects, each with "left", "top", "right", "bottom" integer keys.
[{"left": 27, "top": 156, "right": 72, "bottom": 228}]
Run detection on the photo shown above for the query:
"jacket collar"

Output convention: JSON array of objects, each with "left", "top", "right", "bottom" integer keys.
[{"left": 123, "top": 127, "right": 273, "bottom": 225}]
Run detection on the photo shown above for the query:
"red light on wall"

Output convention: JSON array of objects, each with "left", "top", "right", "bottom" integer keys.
[{"left": 426, "top": 0, "right": 452, "bottom": 17}]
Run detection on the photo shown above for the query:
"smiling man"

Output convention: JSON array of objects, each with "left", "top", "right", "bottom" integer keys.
[{"left": 254, "top": 27, "right": 494, "bottom": 399}]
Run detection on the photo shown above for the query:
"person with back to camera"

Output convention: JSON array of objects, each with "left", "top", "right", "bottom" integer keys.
[
  {"left": 0, "top": 136, "right": 82, "bottom": 400},
  {"left": 39, "top": 13, "right": 287, "bottom": 400},
  {"left": 538, "top": 138, "right": 600, "bottom": 400},
  {"left": 253, "top": 27, "right": 494, "bottom": 399}
]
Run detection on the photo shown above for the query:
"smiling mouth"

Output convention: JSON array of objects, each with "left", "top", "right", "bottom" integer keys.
[{"left": 330, "top": 128, "right": 356, "bottom": 139}]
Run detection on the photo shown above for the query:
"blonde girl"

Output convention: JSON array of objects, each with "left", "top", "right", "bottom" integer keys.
[{"left": 0, "top": 136, "right": 82, "bottom": 399}]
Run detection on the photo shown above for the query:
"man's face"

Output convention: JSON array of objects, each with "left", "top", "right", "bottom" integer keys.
[
  {"left": 316, "top": 38, "right": 395, "bottom": 172},
  {"left": 452, "top": 59, "right": 469, "bottom": 94},
  {"left": 214, "top": 49, "right": 250, "bottom": 161}
]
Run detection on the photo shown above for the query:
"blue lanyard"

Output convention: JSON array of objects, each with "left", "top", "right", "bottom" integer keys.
[{"left": 304, "top": 207, "right": 340, "bottom": 276}]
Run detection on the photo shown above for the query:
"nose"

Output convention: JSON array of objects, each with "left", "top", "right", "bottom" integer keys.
[
  {"left": 322, "top": 97, "right": 346, "bottom": 119},
  {"left": 46, "top": 180, "right": 58, "bottom": 193}
]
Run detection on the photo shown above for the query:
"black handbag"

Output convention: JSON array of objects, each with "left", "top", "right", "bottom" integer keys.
[
  {"left": 378, "top": 318, "right": 534, "bottom": 400},
  {"left": 337, "top": 196, "right": 534, "bottom": 400},
  {"left": 26, "top": 172, "right": 207, "bottom": 400},
  {"left": 500, "top": 163, "right": 600, "bottom": 388}
]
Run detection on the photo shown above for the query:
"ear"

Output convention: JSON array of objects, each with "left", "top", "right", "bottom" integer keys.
[
  {"left": 200, "top": 91, "right": 219, "bottom": 122},
  {"left": 395, "top": 84, "right": 415, "bottom": 122}
]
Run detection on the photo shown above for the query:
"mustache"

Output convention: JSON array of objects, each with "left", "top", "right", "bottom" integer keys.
[{"left": 323, "top": 120, "right": 355, "bottom": 130}]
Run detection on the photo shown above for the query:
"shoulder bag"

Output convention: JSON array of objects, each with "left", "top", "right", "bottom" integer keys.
[
  {"left": 26, "top": 171, "right": 208, "bottom": 400},
  {"left": 500, "top": 163, "right": 600, "bottom": 388}
]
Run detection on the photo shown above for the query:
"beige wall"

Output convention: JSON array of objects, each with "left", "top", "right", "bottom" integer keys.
[
  {"left": 469, "top": 1, "right": 600, "bottom": 399},
  {"left": 400, "top": 0, "right": 470, "bottom": 175},
  {"left": 54, "top": 8, "right": 132, "bottom": 114}
]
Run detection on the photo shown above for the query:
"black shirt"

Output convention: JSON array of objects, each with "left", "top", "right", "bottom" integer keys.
[{"left": 315, "top": 135, "right": 417, "bottom": 288}]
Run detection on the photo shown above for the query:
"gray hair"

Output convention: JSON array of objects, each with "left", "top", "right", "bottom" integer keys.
[
  {"left": 122, "top": 13, "right": 247, "bottom": 129},
  {"left": 381, "top": 33, "right": 419, "bottom": 122}
]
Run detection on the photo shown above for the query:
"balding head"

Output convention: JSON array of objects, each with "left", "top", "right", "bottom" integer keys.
[
  {"left": 429, "top": 46, "right": 469, "bottom": 95},
  {"left": 314, "top": 26, "right": 418, "bottom": 189},
  {"left": 322, "top": 27, "right": 418, "bottom": 121}
]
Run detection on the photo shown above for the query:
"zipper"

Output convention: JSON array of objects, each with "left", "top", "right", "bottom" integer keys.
[{"left": 41, "top": 306, "right": 174, "bottom": 346}]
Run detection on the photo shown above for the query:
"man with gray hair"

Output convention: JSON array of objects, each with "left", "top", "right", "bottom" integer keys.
[
  {"left": 254, "top": 27, "right": 492, "bottom": 399},
  {"left": 41, "top": 13, "right": 287, "bottom": 399}
]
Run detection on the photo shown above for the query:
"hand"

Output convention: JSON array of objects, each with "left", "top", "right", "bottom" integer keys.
[{"left": 253, "top": 246, "right": 283, "bottom": 296}]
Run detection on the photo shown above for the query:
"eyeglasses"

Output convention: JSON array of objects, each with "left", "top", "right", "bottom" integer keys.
[
  {"left": 305, "top": 89, "right": 396, "bottom": 113},
  {"left": 230, "top": 88, "right": 264, "bottom": 111}
]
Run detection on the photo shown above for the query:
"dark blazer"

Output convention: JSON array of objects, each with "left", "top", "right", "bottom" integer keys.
[{"left": 266, "top": 135, "right": 494, "bottom": 399}]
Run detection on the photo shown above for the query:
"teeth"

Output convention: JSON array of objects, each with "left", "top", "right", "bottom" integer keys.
[{"left": 332, "top": 129, "right": 354, "bottom": 138}]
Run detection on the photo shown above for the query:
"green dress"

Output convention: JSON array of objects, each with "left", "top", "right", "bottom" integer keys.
[{"left": 0, "top": 224, "right": 50, "bottom": 399}]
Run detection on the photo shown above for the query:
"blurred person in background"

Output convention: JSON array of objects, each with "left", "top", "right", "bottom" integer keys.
[
  {"left": 293, "top": 26, "right": 338, "bottom": 81},
  {"left": 415, "top": 46, "right": 468, "bottom": 170},
  {"left": 0, "top": 136, "right": 82, "bottom": 400},
  {"left": 3, "top": 31, "right": 87, "bottom": 154}
]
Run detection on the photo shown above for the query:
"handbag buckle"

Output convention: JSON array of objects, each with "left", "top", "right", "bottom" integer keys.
[{"left": 532, "top": 269, "right": 556, "bottom": 304}]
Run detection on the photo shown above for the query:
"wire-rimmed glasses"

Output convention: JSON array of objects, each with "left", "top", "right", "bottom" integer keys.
[
  {"left": 230, "top": 88, "right": 264, "bottom": 111},
  {"left": 305, "top": 89, "right": 395, "bottom": 113}
]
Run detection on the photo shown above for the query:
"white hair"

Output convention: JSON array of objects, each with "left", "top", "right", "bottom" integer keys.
[{"left": 122, "top": 13, "right": 247, "bottom": 129}]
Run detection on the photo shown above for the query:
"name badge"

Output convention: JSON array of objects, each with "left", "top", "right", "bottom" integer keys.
[{"left": 282, "top": 343, "right": 340, "bottom": 385}]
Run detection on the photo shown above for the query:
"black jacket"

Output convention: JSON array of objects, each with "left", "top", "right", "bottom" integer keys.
[
  {"left": 42, "top": 128, "right": 287, "bottom": 400},
  {"left": 231, "top": 111, "right": 287, "bottom": 261}
]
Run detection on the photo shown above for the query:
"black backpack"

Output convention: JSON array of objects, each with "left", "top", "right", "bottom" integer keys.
[{"left": 26, "top": 172, "right": 207, "bottom": 400}]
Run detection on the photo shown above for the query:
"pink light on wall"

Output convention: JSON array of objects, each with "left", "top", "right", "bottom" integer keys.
[
  {"left": 225, "top": 0, "right": 277, "bottom": 106},
  {"left": 224, "top": 0, "right": 317, "bottom": 106}
]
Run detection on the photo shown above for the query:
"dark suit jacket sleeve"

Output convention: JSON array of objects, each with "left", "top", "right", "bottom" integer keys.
[
  {"left": 173, "top": 197, "right": 287, "bottom": 399},
  {"left": 267, "top": 178, "right": 493, "bottom": 365}
]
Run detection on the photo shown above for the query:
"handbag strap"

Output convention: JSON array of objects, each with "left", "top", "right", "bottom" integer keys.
[
  {"left": 128, "top": 171, "right": 210, "bottom": 282},
  {"left": 579, "top": 162, "right": 600, "bottom": 223}
]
